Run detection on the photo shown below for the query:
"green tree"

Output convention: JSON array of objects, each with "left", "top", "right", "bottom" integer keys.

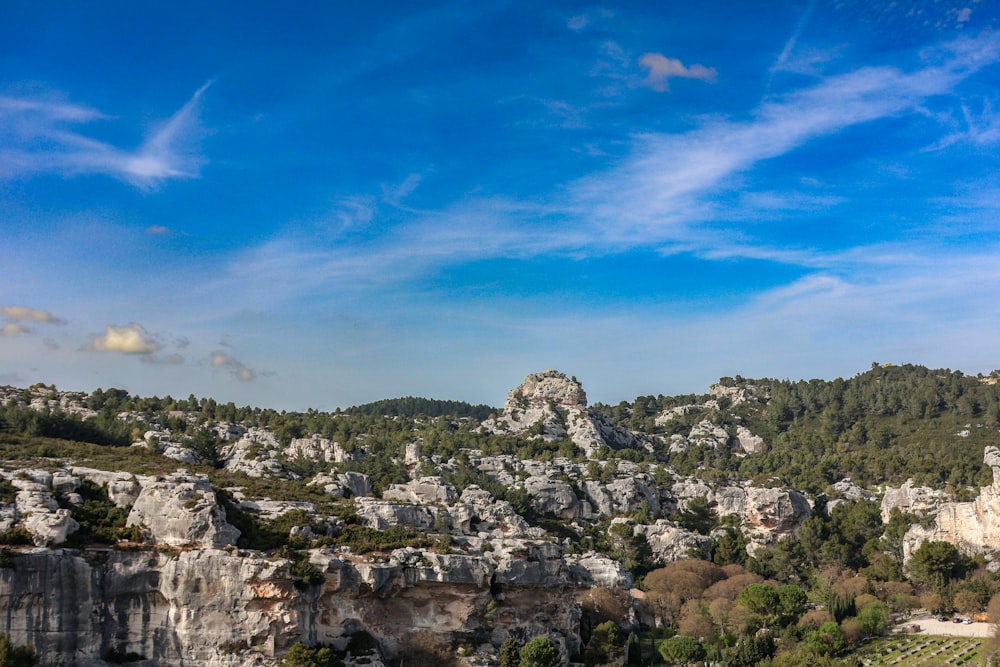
[
  {"left": 737, "top": 583, "right": 779, "bottom": 619},
  {"left": 584, "top": 621, "right": 622, "bottom": 667},
  {"left": 500, "top": 638, "right": 520, "bottom": 667},
  {"left": 0, "top": 633, "right": 37, "bottom": 667},
  {"left": 907, "top": 540, "right": 968, "bottom": 593},
  {"left": 724, "top": 633, "right": 775, "bottom": 667},
  {"left": 658, "top": 635, "right": 705, "bottom": 666},
  {"left": 278, "top": 643, "right": 340, "bottom": 667},
  {"left": 855, "top": 601, "right": 890, "bottom": 637},
  {"left": 802, "top": 622, "right": 846, "bottom": 657},
  {"left": 519, "top": 637, "right": 560, "bottom": 667},
  {"left": 775, "top": 585, "right": 808, "bottom": 626},
  {"left": 675, "top": 496, "right": 716, "bottom": 535}
]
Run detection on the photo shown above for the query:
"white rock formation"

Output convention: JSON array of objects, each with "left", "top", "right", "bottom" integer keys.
[
  {"left": 902, "top": 446, "right": 1000, "bottom": 562},
  {"left": 480, "top": 370, "right": 652, "bottom": 458},
  {"left": 882, "top": 480, "right": 949, "bottom": 523},
  {"left": 638, "top": 521, "right": 714, "bottom": 563},
  {"left": 126, "top": 473, "right": 240, "bottom": 548}
]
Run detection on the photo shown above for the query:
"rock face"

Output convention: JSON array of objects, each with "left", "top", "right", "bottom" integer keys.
[
  {"left": 881, "top": 480, "right": 948, "bottom": 523},
  {"left": 0, "top": 541, "right": 627, "bottom": 667},
  {"left": 672, "top": 481, "right": 810, "bottom": 552},
  {"left": 638, "top": 521, "right": 714, "bottom": 562},
  {"left": 903, "top": 447, "right": 1000, "bottom": 562},
  {"left": 480, "top": 371, "right": 651, "bottom": 457},
  {"left": 126, "top": 473, "right": 240, "bottom": 548}
]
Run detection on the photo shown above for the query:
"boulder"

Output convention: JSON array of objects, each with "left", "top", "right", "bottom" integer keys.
[{"left": 126, "top": 473, "right": 240, "bottom": 548}]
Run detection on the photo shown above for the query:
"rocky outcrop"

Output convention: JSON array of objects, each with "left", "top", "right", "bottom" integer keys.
[
  {"left": 126, "top": 473, "right": 240, "bottom": 548},
  {"left": 219, "top": 428, "right": 286, "bottom": 478},
  {"left": 522, "top": 477, "right": 582, "bottom": 520},
  {"left": 902, "top": 447, "right": 1000, "bottom": 562},
  {"left": 285, "top": 436, "right": 358, "bottom": 465},
  {"left": 638, "top": 521, "right": 714, "bottom": 563},
  {"left": 583, "top": 475, "right": 661, "bottom": 519},
  {"left": 8, "top": 470, "right": 80, "bottom": 547},
  {"left": 734, "top": 426, "right": 767, "bottom": 455},
  {"left": 383, "top": 477, "right": 457, "bottom": 505},
  {"left": 882, "top": 480, "right": 949, "bottom": 523},
  {"left": 479, "top": 371, "right": 652, "bottom": 458},
  {"left": 671, "top": 480, "right": 810, "bottom": 552}
]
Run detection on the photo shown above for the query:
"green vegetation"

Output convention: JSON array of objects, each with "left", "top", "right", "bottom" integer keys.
[
  {"left": 343, "top": 396, "right": 496, "bottom": 421},
  {"left": 0, "top": 633, "right": 37, "bottom": 667},
  {"left": 60, "top": 480, "right": 142, "bottom": 546},
  {"left": 518, "top": 637, "right": 560, "bottom": 667}
]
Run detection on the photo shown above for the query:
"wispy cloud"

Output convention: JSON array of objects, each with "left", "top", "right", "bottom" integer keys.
[
  {"left": 0, "top": 82, "right": 211, "bottom": 188},
  {"left": 929, "top": 98, "right": 1000, "bottom": 149},
  {"left": 383, "top": 173, "right": 423, "bottom": 206},
  {"left": 210, "top": 351, "right": 257, "bottom": 382},
  {"left": 214, "top": 33, "right": 1000, "bottom": 317},
  {"left": 1, "top": 305, "right": 65, "bottom": 324},
  {"left": 575, "top": 32, "right": 1000, "bottom": 245},
  {"left": 770, "top": 0, "right": 817, "bottom": 78},
  {"left": 83, "top": 323, "right": 161, "bottom": 354},
  {"left": 639, "top": 53, "right": 717, "bottom": 92}
]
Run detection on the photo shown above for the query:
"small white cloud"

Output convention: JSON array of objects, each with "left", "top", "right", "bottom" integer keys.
[
  {"left": 640, "top": 53, "right": 718, "bottom": 92},
  {"left": 146, "top": 225, "right": 171, "bottom": 234},
  {"left": 84, "top": 323, "right": 160, "bottom": 354},
  {"left": 567, "top": 14, "right": 589, "bottom": 31},
  {"left": 957, "top": 7, "right": 972, "bottom": 24},
  {"left": 210, "top": 351, "right": 257, "bottom": 382},
  {"left": 1, "top": 305, "right": 64, "bottom": 324},
  {"left": 0, "top": 323, "right": 31, "bottom": 337}
]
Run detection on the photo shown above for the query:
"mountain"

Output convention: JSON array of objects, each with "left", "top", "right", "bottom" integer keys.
[{"left": 0, "top": 364, "right": 999, "bottom": 666}]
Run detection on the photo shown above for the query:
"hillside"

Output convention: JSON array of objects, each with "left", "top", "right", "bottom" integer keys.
[{"left": 1, "top": 365, "right": 1000, "bottom": 666}]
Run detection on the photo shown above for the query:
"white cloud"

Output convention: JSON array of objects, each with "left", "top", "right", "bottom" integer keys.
[
  {"left": 1, "top": 305, "right": 64, "bottom": 323},
  {"left": 567, "top": 15, "right": 589, "bottom": 31},
  {"left": 146, "top": 225, "right": 171, "bottom": 234},
  {"left": 639, "top": 53, "right": 717, "bottom": 92},
  {"left": 84, "top": 323, "right": 160, "bottom": 354},
  {"left": 0, "top": 82, "right": 211, "bottom": 188},
  {"left": 210, "top": 351, "right": 257, "bottom": 382},
  {"left": 0, "top": 323, "right": 31, "bottom": 337}
]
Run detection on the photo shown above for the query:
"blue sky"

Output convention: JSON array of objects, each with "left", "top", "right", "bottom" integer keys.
[{"left": 2, "top": 1, "right": 1000, "bottom": 411}]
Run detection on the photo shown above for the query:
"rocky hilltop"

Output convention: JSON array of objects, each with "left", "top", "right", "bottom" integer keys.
[
  {"left": 1, "top": 365, "right": 1000, "bottom": 665},
  {"left": 480, "top": 371, "right": 654, "bottom": 457}
]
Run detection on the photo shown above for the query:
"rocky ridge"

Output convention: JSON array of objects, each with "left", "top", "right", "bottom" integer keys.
[{"left": 4, "top": 369, "right": 996, "bottom": 665}]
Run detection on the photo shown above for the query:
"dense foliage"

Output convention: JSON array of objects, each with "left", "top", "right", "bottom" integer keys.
[{"left": 343, "top": 396, "right": 496, "bottom": 421}]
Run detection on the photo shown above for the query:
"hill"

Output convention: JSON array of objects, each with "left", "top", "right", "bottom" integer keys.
[{"left": 0, "top": 365, "right": 999, "bottom": 666}]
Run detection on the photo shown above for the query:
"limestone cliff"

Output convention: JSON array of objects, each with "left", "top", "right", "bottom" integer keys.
[
  {"left": 0, "top": 538, "right": 626, "bottom": 666},
  {"left": 902, "top": 446, "right": 1000, "bottom": 562}
]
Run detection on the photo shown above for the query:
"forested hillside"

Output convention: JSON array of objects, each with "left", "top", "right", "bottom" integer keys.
[{"left": 2, "top": 364, "right": 1000, "bottom": 667}]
